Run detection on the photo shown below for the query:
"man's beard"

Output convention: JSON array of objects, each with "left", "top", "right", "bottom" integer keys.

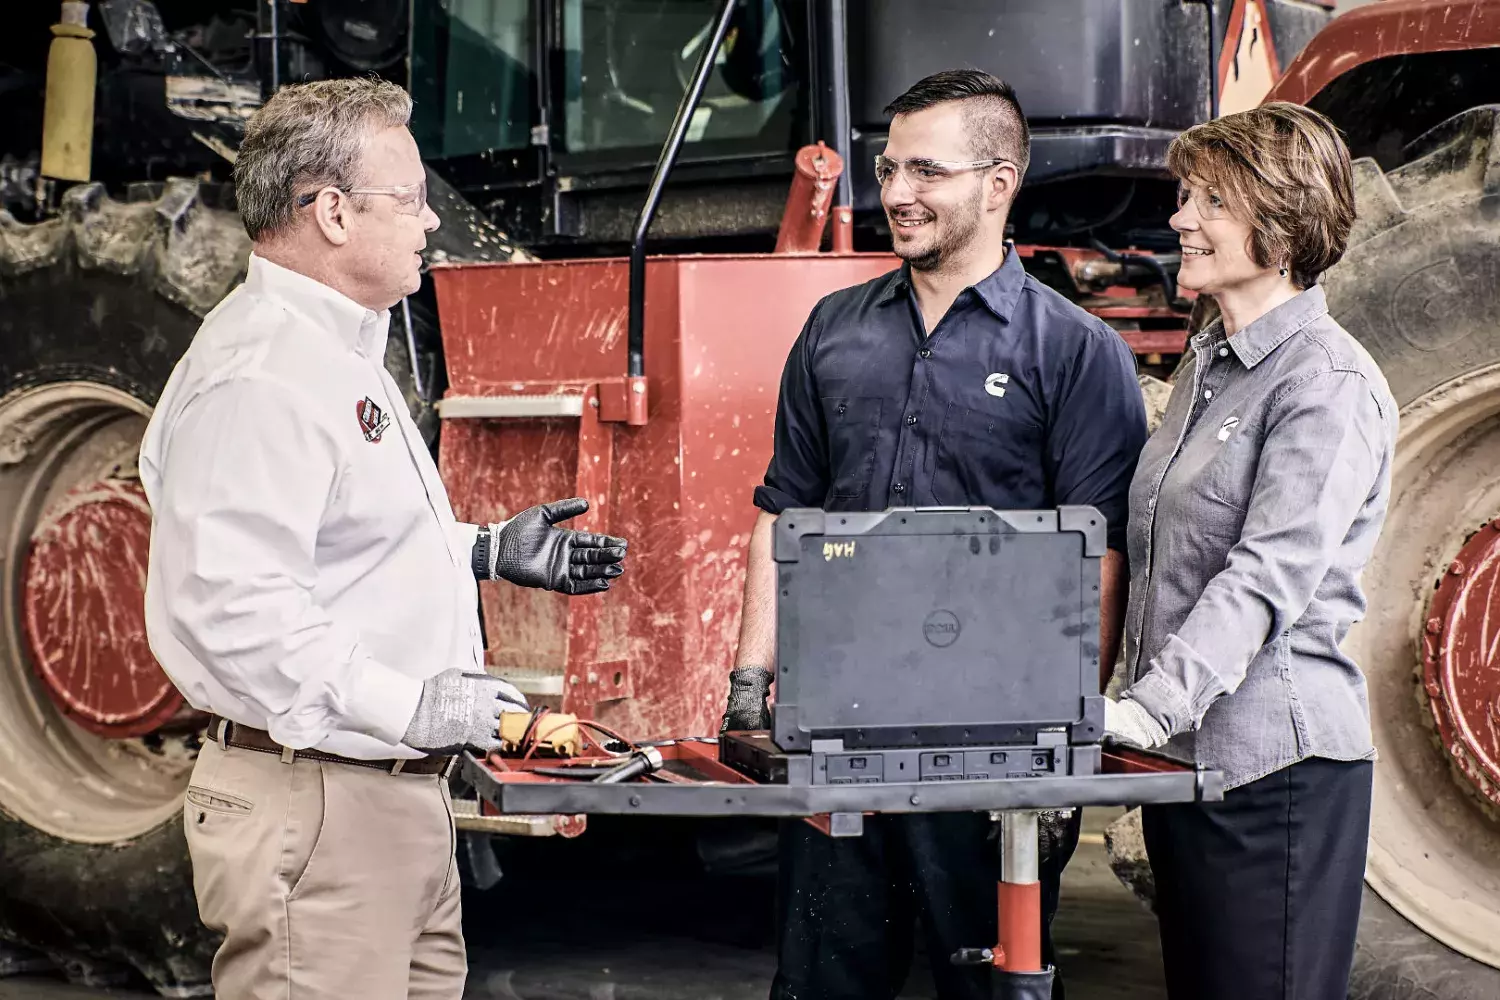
[{"left": 891, "top": 187, "right": 982, "bottom": 273}]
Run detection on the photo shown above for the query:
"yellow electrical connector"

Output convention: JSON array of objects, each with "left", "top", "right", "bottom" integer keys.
[{"left": 498, "top": 711, "right": 583, "bottom": 757}]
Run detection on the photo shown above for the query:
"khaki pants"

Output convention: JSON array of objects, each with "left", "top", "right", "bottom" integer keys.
[{"left": 184, "top": 740, "right": 465, "bottom": 1000}]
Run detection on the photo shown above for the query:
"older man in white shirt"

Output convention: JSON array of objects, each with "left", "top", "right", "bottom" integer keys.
[{"left": 139, "top": 78, "right": 627, "bottom": 999}]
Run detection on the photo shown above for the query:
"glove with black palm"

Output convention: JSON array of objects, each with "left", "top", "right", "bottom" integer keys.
[
  {"left": 719, "top": 667, "right": 774, "bottom": 734},
  {"left": 481, "top": 498, "right": 628, "bottom": 595}
]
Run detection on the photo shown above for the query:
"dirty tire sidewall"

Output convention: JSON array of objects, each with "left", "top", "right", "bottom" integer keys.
[
  {"left": 1321, "top": 107, "right": 1500, "bottom": 998},
  {"left": 0, "top": 184, "right": 254, "bottom": 996}
]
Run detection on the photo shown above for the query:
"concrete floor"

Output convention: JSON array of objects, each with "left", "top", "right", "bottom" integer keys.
[{"left": 0, "top": 810, "right": 1165, "bottom": 1000}]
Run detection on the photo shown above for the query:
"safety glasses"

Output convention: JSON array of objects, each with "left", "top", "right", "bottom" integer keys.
[
  {"left": 1175, "top": 182, "right": 1227, "bottom": 221},
  {"left": 873, "top": 155, "right": 1015, "bottom": 192},
  {"left": 296, "top": 180, "right": 429, "bottom": 216}
]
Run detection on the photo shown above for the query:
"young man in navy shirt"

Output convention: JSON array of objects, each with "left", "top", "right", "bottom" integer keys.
[{"left": 724, "top": 70, "right": 1148, "bottom": 999}]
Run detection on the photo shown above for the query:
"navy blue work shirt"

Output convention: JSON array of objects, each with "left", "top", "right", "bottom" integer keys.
[{"left": 754, "top": 248, "right": 1148, "bottom": 550}]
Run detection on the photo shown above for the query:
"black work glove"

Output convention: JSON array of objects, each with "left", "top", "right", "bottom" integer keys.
[
  {"left": 719, "top": 667, "right": 774, "bottom": 734},
  {"left": 1036, "top": 809, "right": 1082, "bottom": 869},
  {"left": 491, "top": 498, "right": 628, "bottom": 595}
]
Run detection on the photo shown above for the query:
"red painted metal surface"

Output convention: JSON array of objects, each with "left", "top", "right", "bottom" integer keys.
[
  {"left": 1266, "top": 0, "right": 1500, "bottom": 107},
  {"left": 775, "top": 143, "right": 844, "bottom": 254},
  {"left": 831, "top": 207, "right": 854, "bottom": 253},
  {"left": 1422, "top": 518, "right": 1500, "bottom": 807},
  {"left": 1101, "top": 746, "right": 1190, "bottom": 775},
  {"left": 434, "top": 255, "right": 896, "bottom": 739},
  {"left": 20, "top": 478, "right": 186, "bottom": 738},
  {"left": 432, "top": 249, "right": 1190, "bottom": 739},
  {"left": 995, "top": 879, "right": 1043, "bottom": 972}
]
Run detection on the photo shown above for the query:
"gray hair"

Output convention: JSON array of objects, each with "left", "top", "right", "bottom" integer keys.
[{"left": 234, "top": 78, "right": 413, "bottom": 241}]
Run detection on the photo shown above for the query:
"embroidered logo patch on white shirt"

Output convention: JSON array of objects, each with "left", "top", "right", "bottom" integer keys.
[{"left": 356, "top": 396, "right": 391, "bottom": 443}]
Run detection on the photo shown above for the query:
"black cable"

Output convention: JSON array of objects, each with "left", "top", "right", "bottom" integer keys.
[
  {"left": 516, "top": 706, "right": 548, "bottom": 755},
  {"left": 592, "top": 746, "right": 665, "bottom": 784},
  {"left": 1089, "top": 238, "right": 1185, "bottom": 311}
]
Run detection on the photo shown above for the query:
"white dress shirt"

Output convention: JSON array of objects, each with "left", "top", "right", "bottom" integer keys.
[{"left": 140, "top": 254, "right": 482, "bottom": 759}]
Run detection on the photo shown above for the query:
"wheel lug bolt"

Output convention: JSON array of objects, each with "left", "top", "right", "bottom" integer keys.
[
  {"left": 1426, "top": 617, "right": 1443, "bottom": 635},
  {"left": 1449, "top": 560, "right": 1466, "bottom": 576}
]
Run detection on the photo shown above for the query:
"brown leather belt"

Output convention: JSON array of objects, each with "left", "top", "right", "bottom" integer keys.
[{"left": 207, "top": 716, "right": 455, "bottom": 776}]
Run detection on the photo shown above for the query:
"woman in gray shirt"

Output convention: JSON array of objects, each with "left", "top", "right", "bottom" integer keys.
[{"left": 1103, "top": 103, "right": 1398, "bottom": 1000}]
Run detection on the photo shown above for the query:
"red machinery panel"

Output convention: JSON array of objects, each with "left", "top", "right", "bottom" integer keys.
[{"left": 432, "top": 254, "right": 896, "bottom": 739}]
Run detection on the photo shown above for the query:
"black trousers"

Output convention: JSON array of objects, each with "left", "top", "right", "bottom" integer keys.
[
  {"left": 770, "top": 811, "right": 1080, "bottom": 1000},
  {"left": 1142, "top": 757, "right": 1373, "bottom": 1000}
]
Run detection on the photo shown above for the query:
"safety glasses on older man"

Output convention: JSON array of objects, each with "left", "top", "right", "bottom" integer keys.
[
  {"left": 873, "top": 155, "right": 1016, "bottom": 193},
  {"left": 295, "top": 180, "right": 428, "bottom": 216}
]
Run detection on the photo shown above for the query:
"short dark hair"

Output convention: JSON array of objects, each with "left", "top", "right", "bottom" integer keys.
[{"left": 884, "top": 70, "right": 1030, "bottom": 177}]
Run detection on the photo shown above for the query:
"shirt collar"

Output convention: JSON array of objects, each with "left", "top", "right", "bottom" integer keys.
[
  {"left": 244, "top": 253, "right": 391, "bottom": 359},
  {"left": 1222, "top": 285, "right": 1328, "bottom": 369},
  {"left": 874, "top": 243, "right": 1026, "bottom": 323}
]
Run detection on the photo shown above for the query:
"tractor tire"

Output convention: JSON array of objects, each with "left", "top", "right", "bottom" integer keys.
[
  {"left": 0, "top": 179, "right": 252, "bottom": 995},
  {"left": 1321, "top": 104, "right": 1500, "bottom": 998},
  {"left": 1105, "top": 105, "right": 1500, "bottom": 1000}
]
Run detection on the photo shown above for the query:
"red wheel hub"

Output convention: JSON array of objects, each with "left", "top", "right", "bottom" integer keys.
[
  {"left": 20, "top": 477, "right": 187, "bottom": 739},
  {"left": 1423, "top": 518, "right": 1500, "bottom": 807}
]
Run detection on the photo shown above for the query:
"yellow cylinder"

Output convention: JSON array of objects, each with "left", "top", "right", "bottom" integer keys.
[{"left": 40, "top": 3, "right": 97, "bottom": 183}]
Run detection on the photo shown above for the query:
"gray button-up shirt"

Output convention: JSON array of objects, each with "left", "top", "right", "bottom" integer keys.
[{"left": 1121, "top": 286, "right": 1398, "bottom": 790}]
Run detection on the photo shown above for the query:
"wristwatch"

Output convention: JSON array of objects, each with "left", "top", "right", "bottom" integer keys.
[{"left": 471, "top": 526, "right": 492, "bottom": 580}]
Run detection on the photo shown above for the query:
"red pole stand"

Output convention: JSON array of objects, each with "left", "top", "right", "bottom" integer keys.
[
  {"left": 995, "top": 878, "right": 1043, "bottom": 972},
  {"left": 989, "top": 810, "right": 1056, "bottom": 999}
]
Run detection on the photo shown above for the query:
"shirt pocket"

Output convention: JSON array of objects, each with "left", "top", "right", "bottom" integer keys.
[
  {"left": 930, "top": 401, "right": 1043, "bottom": 506},
  {"left": 1199, "top": 420, "right": 1257, "bottom": 515},
  {"left": 821, "top": 395, "right": 883, "bottom": 499}
]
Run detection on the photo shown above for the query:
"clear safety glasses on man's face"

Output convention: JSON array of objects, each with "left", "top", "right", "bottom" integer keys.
[
  {"left": 296, "top": 180, "right": 429, "bottom": 216},
  {"left": 873, "top": 155, "right": 1015, "bottom": 193}
]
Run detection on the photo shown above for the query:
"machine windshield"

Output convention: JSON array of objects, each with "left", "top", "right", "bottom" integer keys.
[{"left": 411, "top": 0, "right": 802, "bottom": 163}]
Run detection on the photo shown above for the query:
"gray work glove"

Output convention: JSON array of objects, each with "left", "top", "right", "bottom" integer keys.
[
  {"left": 402, "top": 668, "right": 529, "bottom": 755},
  {"left": 491, "top": 498, "right": 628, "bottom": 595},
  {"left": 719, "top": 667, "right": 774, "bottom": 734},
  {"left": 1104, "top": 696, "right": 1169, "bottom": 750}
]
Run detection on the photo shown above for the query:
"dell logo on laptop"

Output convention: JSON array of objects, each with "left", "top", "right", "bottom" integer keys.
[{"left": 923, "top": 609, "right": 961, "bottom": 647}]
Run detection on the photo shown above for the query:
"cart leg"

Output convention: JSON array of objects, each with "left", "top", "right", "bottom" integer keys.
[
  {"left": 950, "top": 810, "right": 1057, "bottom": 996},
  {"left": 995, "top": 810, "right": 1055, "bottom": 999}
]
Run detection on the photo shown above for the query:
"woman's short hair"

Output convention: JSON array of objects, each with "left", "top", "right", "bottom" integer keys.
[{"left": 1167, "top": 102, "right": 1355, "bottom": 289}]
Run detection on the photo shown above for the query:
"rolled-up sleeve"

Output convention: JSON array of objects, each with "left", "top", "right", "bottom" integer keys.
[
  {"left": 753, "top": 302, "right": 830, "bottom": 514},
  {"left": 1047, "top": 327, "right": 1148, "bottom": 551},
  {"left": 148, "top": 376, "right": 422, "bottom": 748},
  {"left": 1125, "top": 369, "right": 1387, "bottom": 735}
]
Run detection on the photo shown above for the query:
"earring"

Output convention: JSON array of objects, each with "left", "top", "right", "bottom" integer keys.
[{"left": 1279, "top": 266, "right": 1289, "bottom": 277}]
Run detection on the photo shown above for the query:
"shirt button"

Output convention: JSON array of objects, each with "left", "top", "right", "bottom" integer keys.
[
  {"left": 1218, "top": 347, "right": 1229, "bottom": 357},
  {"left": 1203, "top": 389, "right": 1213, "bottom": 400},
  {"left": 919, "top": 349, "right": 932, "bottom": 359},
  {"left": 893, "top": 483, "right": 906, "bottom": 494},
  {"left": 906, "top": 415, "right": 918, "bottom": 425}
]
